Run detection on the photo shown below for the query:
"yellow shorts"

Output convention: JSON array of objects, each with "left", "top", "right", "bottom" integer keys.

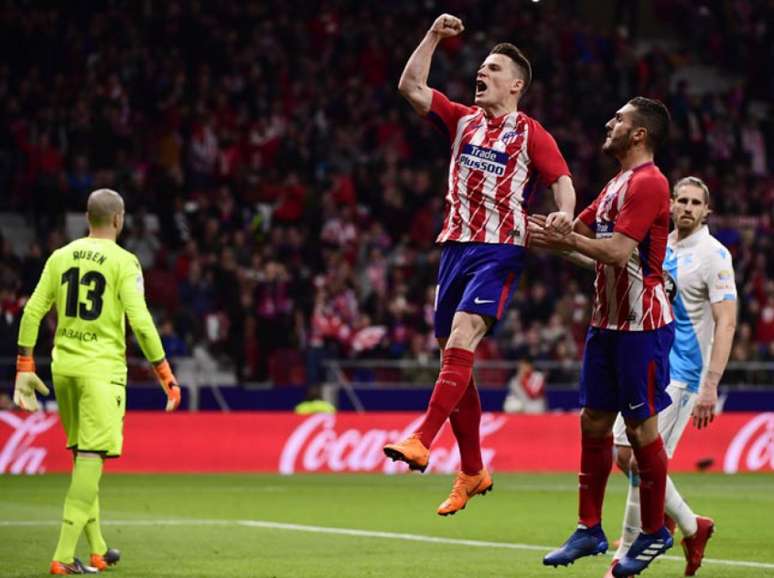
[{"left": 53, "top": 374, "right": 126, "bottom": 457}]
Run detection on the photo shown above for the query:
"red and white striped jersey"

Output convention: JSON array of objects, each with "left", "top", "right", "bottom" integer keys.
[
  {"left": 427, "top": 90, "right": 570, "bottom": 246},
  {"left": 578, "top": 162, "right": 673, "bottom": 331}
]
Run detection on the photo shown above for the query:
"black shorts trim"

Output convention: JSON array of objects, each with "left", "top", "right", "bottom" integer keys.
[{"left": 70, "top": 447, "right": 112, "bottom": 456}]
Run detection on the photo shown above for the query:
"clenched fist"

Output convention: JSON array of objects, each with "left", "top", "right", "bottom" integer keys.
[{"left": 430, "top": 14, "right": 464, "bottom": 38}]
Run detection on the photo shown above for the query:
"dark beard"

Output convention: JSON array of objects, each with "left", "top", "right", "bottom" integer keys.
[{"left": 602, "top": 129, "right": 633, "bottom": 157}]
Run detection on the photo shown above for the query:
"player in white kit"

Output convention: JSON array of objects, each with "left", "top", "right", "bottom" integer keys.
[{"left": 607, "top": 176, "right": 738, "bottom": 577}]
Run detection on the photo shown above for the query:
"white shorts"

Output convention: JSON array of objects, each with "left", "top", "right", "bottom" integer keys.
[{"left": 612, "top": 382, "right": 697, "bottom": 459}]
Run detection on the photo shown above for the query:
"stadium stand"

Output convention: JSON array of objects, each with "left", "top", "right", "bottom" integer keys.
[{"left": 0, "top": 1, "right": 771, "bottom": 401}]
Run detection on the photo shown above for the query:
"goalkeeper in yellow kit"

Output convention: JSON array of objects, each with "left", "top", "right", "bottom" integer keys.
[{"left": 14, "top": 188, "right": 181, "bottom": 575}]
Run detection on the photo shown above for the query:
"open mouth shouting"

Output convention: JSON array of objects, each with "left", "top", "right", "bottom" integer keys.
[{"left": 475, "top": 79, "right": 488, "bottom": 97}]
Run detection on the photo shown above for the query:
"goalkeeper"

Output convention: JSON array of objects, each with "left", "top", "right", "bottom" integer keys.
[{"left": 14, "top": 188, "right": 181, "bottom": 575}]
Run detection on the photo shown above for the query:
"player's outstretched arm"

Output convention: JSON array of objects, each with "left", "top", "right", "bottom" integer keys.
[
  {"left": 528, "top": 213, "right": 631, "bottom": 267},
  {"left": 567, "top": 232, "right": 636, "bottom": 267},
  {"left": 152, "top": 358, "right": 181, "bottom": 412},
  {"left": 572, "top": 218, "right": 595, "bottom": 239},
  {"left": 528, "top": 223, "right": 634, "bottom": 267},
  {"left": 119, "top": 257, "right": 181, "bottom": 411},
  {"left": 545, "top": 176, "right": 576, "bottom": 235},
  {"left": 17, "top": 255, "right": 57, "bottom": 356},
  {"left": 398, "top": 13, "right": 464, "bottom": 116},
  {"left": 692, "top": 300, "right": 737, "bottom": 429},
  {"left": 14, "top": 256, "right": 57, "bottom": 411},
  {"left": 527, "top": 214, "right": 595, "bottom": 270}
]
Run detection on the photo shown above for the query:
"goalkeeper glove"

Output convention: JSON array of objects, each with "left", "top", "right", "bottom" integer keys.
[
  {"left": 153, "top": 359, "right": 181, "bottom": 412},
  {"left": 13, "top": 355, "right": 50, "bottom": 412}
]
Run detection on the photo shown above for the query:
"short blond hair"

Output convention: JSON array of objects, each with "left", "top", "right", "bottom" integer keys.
[{"left": 673, "top": 176, "right": 710, "bottom": 205}]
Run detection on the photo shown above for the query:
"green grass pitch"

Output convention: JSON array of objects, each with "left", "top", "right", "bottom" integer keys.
[{"left": 1, "top": 472, "right": 773, "bottom": 577}]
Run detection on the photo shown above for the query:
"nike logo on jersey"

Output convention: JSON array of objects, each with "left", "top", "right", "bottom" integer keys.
[
  {"left": 629, "top": 402, "right": 645, "bottom": 410},
  {"left": 473, "top": 297, "right": 495, "bottom": 305}
]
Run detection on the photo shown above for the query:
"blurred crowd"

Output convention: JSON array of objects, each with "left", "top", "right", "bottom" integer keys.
[{"left": 0, "top": 0, "right": 772, "bottom": 387}]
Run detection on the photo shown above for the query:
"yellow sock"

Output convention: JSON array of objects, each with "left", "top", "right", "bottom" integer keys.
[
  {"left": 84, "top": 495, "right": 107, "bottom": 555},
  {"left": 52, "top": 455, "right": 103, "bottom": 563}
]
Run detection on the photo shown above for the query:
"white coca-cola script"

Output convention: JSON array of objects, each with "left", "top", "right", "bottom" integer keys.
[
  {"left": 0, "top": 411, "right": 60, "bottom": 474},
  {"left": 722, "top": 412, "right": 774, "bottom": 473},
  {"left": 279, "top": 413, "right": 506, "bottom": 474}
]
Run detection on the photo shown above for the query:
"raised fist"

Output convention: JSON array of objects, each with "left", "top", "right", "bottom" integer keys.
[{"left": 430, "top": 14, "right": 464, "bottom": 38}]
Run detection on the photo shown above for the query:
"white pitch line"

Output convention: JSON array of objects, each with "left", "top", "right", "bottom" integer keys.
[{"left": 2, "top": 519, "right": 774, "bottom": 571}]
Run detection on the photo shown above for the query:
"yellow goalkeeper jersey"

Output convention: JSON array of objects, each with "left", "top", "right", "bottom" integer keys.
[{"left": 18, "top": 236, "right": 165, "bottom": 381}]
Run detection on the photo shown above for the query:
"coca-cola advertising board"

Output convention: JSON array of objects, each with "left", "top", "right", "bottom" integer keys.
[{"left": 1, "top": 411, "right": 772, "bottom": 475}]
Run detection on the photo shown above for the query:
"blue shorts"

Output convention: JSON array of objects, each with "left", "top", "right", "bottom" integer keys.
[
  {"left": 434, "top": 242, "right": 525, "bottom": 338},
  {"left": 579, "top": 323, "right": 675, "bottom": 420}
]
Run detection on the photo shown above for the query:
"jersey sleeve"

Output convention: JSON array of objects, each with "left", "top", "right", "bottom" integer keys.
[
  {"left": 118, "top": 254, "right": 165, "bottom": 363},
  {"left": 527, "top": 120, "right": 571, "bottom": 186},
  {"left": 578, "top": 194, "right": 602, "bottom": 229},
  {"left": 704, "top": 245, "right": 738, "bottom": 303},
  {"left": 426, "top": 89, "right": 474, "bottom": 144},
  {"left": 18, "top": 253, "right": 58, "bottom": 348},
  {"left": 614, "top": 175, "right": 668, "bottom": 242}
]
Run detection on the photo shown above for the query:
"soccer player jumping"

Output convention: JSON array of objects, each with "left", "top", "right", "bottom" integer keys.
[
  {"left": 14, "top": 189, "right": 181, "bottom": 575},
  {"left": 604, "top": 176, "right": 737, "bottom": 578},
  {"left": 383, "top": 14, "right": 575, "bottom": 516},
  {"left": 531, "top": 98, "right": 674, "bottom": 577}
]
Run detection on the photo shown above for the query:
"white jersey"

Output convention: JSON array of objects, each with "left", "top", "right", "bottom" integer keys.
[{"left": 663, "top": 225, "right": 737, "bottom": 393}]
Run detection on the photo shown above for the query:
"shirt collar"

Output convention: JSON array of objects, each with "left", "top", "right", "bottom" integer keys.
[
  {"left": 485, "top": 110, "right": 517, "bottom": 129},
  {"left": 669, "top": 224, "right": 710, "bottom": 249}
]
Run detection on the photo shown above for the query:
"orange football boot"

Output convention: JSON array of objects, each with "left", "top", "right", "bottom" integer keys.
[
  {"left": 437, "top": 468, "right": 493, "bottom": 516},
  {"left": 49, "top": 558, "right": 98, "bottom": 574},
  {"left": 90, "top": 547, "right": 121, "bottom": 571},
  {"left": 383, "top": 434, "right": 430, "bottom": 472}
]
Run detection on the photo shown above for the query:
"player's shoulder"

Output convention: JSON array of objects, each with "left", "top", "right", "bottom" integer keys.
[
  {"left": 80, "top": 239, "right": 142, "bottom": 272},
  {"left": 629, "top": 163, "right": 669, "bottom": 195},
  {"left": 631, "top": 163, "right": 668, "bottom": 185},
  {"left": 112, "top": 243, "right": 142, "bottom": 268},
  {"left": 521, "top": 113, "right": 550, "bottom": 134},
  {"left": 47, "top": 238, "right": 82, "bottom": 264},
  {"left": 702, "top": 231, "right": 734, "bottom": 264}
]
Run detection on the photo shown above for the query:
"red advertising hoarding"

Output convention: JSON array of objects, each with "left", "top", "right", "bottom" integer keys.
[{"left": 1, "top": 411, "right": 772, "bottom": 475}]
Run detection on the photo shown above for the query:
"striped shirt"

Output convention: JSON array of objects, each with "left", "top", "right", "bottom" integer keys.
[
  {"left": 427, "top": 90, "right": 570, "bottom": 246},
  {"left": 578, "top": 162, "right": 673, "bottom": 331}
]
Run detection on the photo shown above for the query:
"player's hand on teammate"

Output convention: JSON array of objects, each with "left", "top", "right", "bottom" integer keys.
[
  {"left": 13, "top": 355, "right": 50, "bottom": 412},
  {"left": 153, "top": 359, "right": 181, "bottom": 412},
  {"left": 545, "top": 211, "right": 573, "bottom": 235},
  {"left": 527, "top": 214, "right": 571, "bottom": 249},
  {"left": 430, "top": 14, "right": 464, "bottom": 38}
]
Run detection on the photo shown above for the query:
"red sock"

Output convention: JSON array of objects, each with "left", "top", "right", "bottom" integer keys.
[
  {"left": 415, "top": 348, "right": 475, "bottom": 448},
  {"left": 450, "top": 375, "right": 483, "bottom": 475},
  {"left": 633, "top": 436, "right": 668, "bottom": 534},
  {"left": 578, "top": 433, "right": 613, "bottom": 528}
]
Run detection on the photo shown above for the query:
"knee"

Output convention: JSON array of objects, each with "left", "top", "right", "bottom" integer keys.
[
  {"left": 447, "top": 315, "right": 487, "bottom": 350},
  {"left": 624, "top": 416, "right": 659, "bottom": 448},
  {"left": 615, "top": 446, "right": 633, "bottom": 473},
  {"left": 580, "top": 408, "right": 615, "bottom": 437}
]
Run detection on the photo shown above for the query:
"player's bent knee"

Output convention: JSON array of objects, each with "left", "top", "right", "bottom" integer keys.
[
  {"left": 447, "top": 312, "right": 490, "bottom": 350},
  {"left": 614, "top": 445, "right": 633, "bottom": 473},
  {"left": 624, "top": 414, "right": 659, "bottom": 448},
  {"left": 580, "top": 407, "right": 617, "bottom": 436}
]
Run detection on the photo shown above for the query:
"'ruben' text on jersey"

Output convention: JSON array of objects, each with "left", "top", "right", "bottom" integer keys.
[{"left": 72, "top": 250, "right": 107, "bottom": 266}]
